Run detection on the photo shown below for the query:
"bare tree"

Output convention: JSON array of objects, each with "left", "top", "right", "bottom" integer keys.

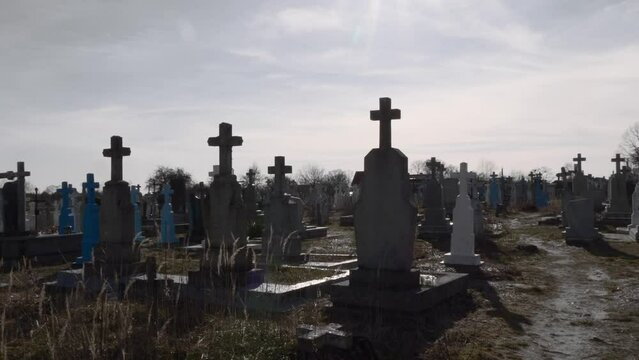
[
  {"left": 620, "top": 122, "right": 639, "bottom": 167},
  {"left": 296, "top": 165, "right": 326, "bottom": 185},
  {"left": 476, "top": 159, "right": 497, "bottom": 180},
  {"left": 410, "top": 160, "right": 427, "bottom": 174}
]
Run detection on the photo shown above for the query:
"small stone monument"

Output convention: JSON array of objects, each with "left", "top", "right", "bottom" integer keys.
[
  {"left": 572, "top": 153, "right": 588, "bottom": 197},
  {"left": 488, "top": 172, "right": 501, "bottom": 209},
  {"left": 563, "top": 153, "right": 600, "bottom": 245},
  {"left": 80, "top": 174, "right": 100, "bottom": 263},
  {"left": 159, "top": 183, "right": 177, "bottom": 244},
  {"left": 444, "top": 162, "right": 482, "bottom": 267},
  {"left": 419, "top": 157, "right": 452, "bottom": 239},
  {"left": 262, "top": 156, "right": 305, "bottom": 263},
  {"left": 56, "top": 182, "right": 76, "bottom": 234}
]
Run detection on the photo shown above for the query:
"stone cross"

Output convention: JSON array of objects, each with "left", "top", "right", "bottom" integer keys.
[
  {"left": 0, "top": 162, "right": 31, "bottom": 232},
  {"left": 208, "top": 123, "right": 243, "bottom": 177},
  {"left": 102, "top": 136, "right": 131, "bottom": 182},
  {"left": 426, "top": 157, "right": 441, "bottom": 177},
  {"left": 459, "top": 163, "right": 469, "bottom": 196},
  {"left": 611, "top": 153, "right": 626, "bottom": 174},
  {"left": 556, "top": 167, "right": 569, "bottom": 182},
  {"left": 268, "top": 156, "right": 292, "bottom": 196},
  {"left": 490, "top": 172, "right": 499, "bottom": 181},
  {"left": 208, "top": 165, "right": 219, "bottom": 179},
  {"left": 573, "top": 153, "right": 586, "bottom": 173},
  {"left": 370, "top": 97, "right": 401, "bottom": 149},
  {"left": 83, "top": 174, "right": 100, "bottom": 204}
]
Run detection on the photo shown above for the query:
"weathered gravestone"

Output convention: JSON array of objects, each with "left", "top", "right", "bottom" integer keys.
[
  {"left": 603, "top": 154, "right": 631, "bottom": 224},
  {"left": 262, "top": 156, "right": 305, "bottom": 264},
  {"left": 159, "top": 183, "right": 177, "bottom": 245},
  {"left": 56, "top": 182, "right": 76, "bottom": 234},
  {"left": 0, "top": 162, "right": 31, "bottom": 235},
  {"left": 444, "top": 162, "right": 482, "bottom": 267},
  {"left": 419, "top": 157, "right": 452, "bottom": 239},
  {"left": 329, "top": 97, "right": 467, "bottom": 313},
  {"left": 442, "top": 177, "right": 459, "bottom": 218},
  {"left": 488, "top": 172, "right": 501, "bottom": 209},
  {"left": 91, "top": 136, "right": 142, "bottom": 277},
  {"left": 564, "top": 153, "right": 600, "bottom": 245},
  {"left": 80, "top": 174, "right": 100, "bottom": 263},
  {"left": 188, "top": 123, "right": 260, "bottom": 288},
  {"left": 188, "top": 182, "right": 207, "bottom": 244}
]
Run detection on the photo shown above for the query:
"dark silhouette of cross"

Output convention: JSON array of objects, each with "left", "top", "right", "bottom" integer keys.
[
  {"left": 426, "top": 157, "right": 441, "bottom": 177},
  {"left": 103, "top": 136, "right": 131, "bottom": 182},
  {"left": 268, "top": 156, "right": 292, "bottom": 196},
  {"left": 573, "top": 153, "right": 586, "bottom": 173},
  {"left": 208, "top": 123, "right": 242, "bottom": 177},
  {"left": 83, "top": 173, "right": 100, "bottom": 204},
  {"left": 370, "top": 97, "right": 401, "bottom": 149},
  {"left": 611, "top": 153, "right": 626, "bottom": 174}
]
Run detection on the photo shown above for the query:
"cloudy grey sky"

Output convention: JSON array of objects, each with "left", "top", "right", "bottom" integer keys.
[{"left": 2, "top": 0, "right": 638, "bottom": 189}]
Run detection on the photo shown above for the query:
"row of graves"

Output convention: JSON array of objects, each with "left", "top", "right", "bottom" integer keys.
[
  {"left": 0, "top": 97, "right": 486, "bottom": 353},
  {"left": 554, "top": 152, "right": 639, "bottom": 245}
]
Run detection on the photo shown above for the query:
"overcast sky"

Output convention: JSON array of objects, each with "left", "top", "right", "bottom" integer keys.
[{"left": 2, "top": 0, "right": 638, "bottom": 190}]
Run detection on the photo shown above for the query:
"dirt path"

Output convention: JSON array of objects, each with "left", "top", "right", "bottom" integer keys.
[{"left": 508, "top": 216, "right": 639, "bottom": 360}]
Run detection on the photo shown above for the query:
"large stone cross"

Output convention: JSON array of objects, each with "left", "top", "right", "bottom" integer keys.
[
  {"left": 370, "top": 97, "right": 401, "bottom": 149},
  {"left": 83, "top": 173, "right": 100, "bottom": 204},
  {"left": 426, "top": 157, "right": 441, "bottom": 177},
  {"left": 611, "top": 153, "right": 626, "bottom": 174},
  {"left": 573, "top": 153, "right": 586, "bottom": 173},
  {"left": 103, "top": 136, "right": 131, "bottom": 182},
  {"left": 0, "top": 162, "right": 31, "bottom": 232},
  {"left": 268, "top": 156, "right": 292, "bottom": 196},
  {"left": 208, "top": 123, "right": 243, "bottom": 177}
]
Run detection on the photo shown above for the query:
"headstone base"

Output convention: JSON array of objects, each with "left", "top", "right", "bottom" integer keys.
[
  {"left": 601, "top": 212, "right": 631, "bottom": 226},
  {"left": 564, "top": 228, "right": 602, "bottom": 246},
  {"left": 187, "top": 268, "right": 264, "bottom": 289},
  {"left": 339, "top": 215, "right": 354, "bottom": 227},
  {"left": 328, "top": 271, "right": 468, "bottom": 313},
  {"left": 628, "top": 226, "right": 639, "bottom": 242},
  {"left": 417, "top": 223, "right": 452, "bottom": 239},
  {"left": 442, "top": 253, "right": 482, "bottom": 266}
]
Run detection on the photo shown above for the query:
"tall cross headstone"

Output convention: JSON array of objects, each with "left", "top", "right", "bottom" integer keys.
[
  {"left": 0, "top": 162, "right": 31, "bottom": 232},
  {"left": 56, "top": 182, "right": 75, "bottom": 234},
  {"left": 611, "top": 153, "right": 626, "bottom": 174},
  {"left": 573, "top": 153, "right": 586, "bottom": 173},
  {"left": 103, "top": 136, "right": 131, "bottom": 183},
  {"left": 370, "top": 97, "right": 400, "bottom": 149},
  {"left": 207, "top": 123, "right": 243, "bottom": 177},
  {"left": 268, "top": 156, "right": 292, "bottom": 196}
]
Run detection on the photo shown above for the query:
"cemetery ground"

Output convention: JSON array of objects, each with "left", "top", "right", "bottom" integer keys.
[{"left": 0, "top": 209, "right": 637, "bottom": 359}]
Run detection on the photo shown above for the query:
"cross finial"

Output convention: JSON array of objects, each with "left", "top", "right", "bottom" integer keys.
[
  {"left": 268, "top": 156, "right": 292, "bottom": 196},
  {"left": 208, "top": 122, "right": 243, "bottom": 177},
  {"left": 426, "top": 157, "right": 441, "bottom": 177},
  {"left": 370, "top": 97, "right": 401, "bottom": 149},
  {"left": 556, "top": 167, "right": 569, "bottom": 182},
  {"left": 0, "top": 162, "right": 31, "bottom": 181},
  {"left": 83, "top": 173, "right": 100, "bottom": 204},
  {"left": 491, "top": 171, "right": 499, "bottom": 180},
  {"left": 573, "top": 153, "right": 586, "bottom": 173},
  {"left": 611, "top": 153, "right": 626, "bottom": 174},
  {"left": 103, "top": 136, "right": 131, "bottom": 183}
]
